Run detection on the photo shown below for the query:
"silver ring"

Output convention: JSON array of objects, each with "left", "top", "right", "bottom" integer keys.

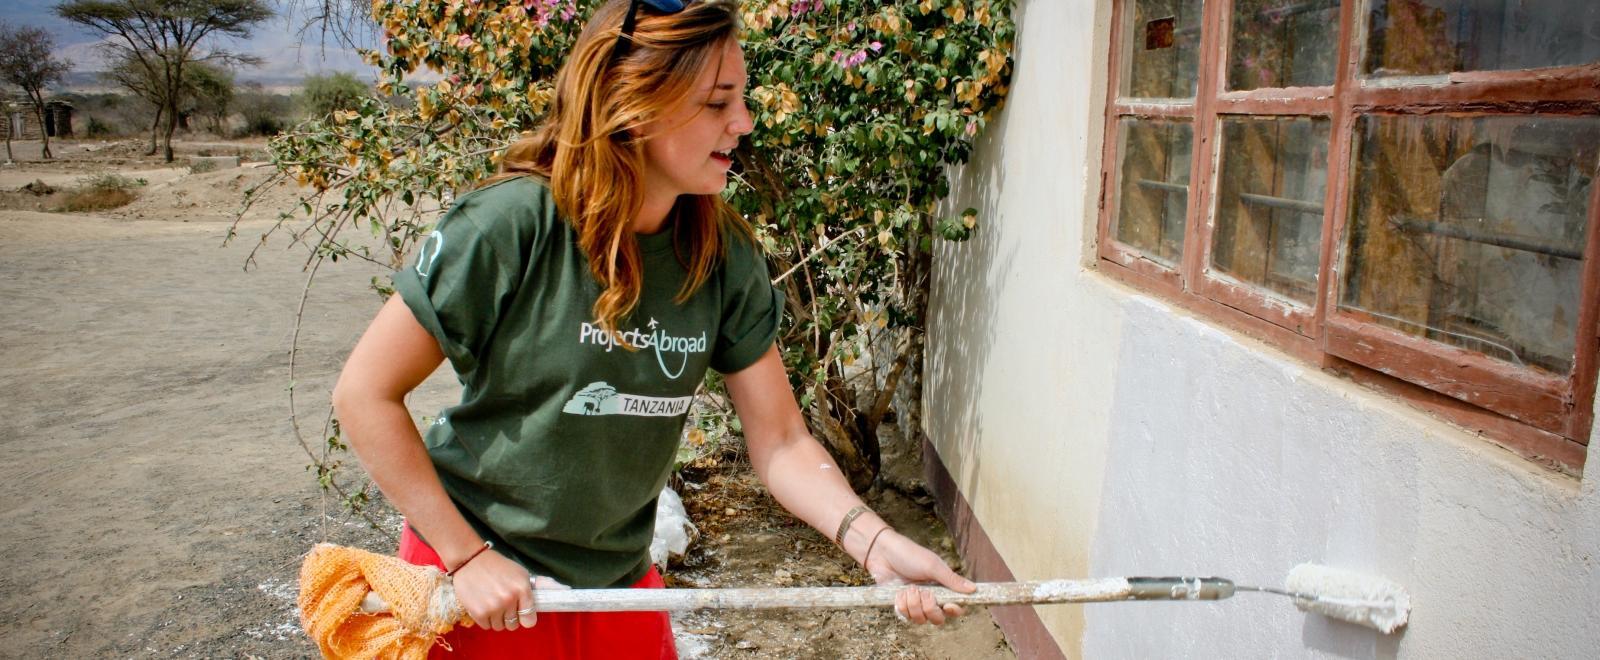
[{"left": 516, "top": 606, "right": 537, "bottom": 616}]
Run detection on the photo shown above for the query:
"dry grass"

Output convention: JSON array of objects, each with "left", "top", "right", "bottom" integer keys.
[
  {"left": 57, "top": 187, "right": 138, "bottom": 212},
  {"left": 54, "top": 174, "right": 142, "bottom": 212}
]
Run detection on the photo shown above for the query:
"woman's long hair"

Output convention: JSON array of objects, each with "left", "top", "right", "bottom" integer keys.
[{"left": 489, "top": 0, "right": 749, "bottom": 338}]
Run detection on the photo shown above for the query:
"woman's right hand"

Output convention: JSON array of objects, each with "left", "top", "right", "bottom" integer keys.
[{"left": 450, "top": 551, "right": 569, "bottom": 630}]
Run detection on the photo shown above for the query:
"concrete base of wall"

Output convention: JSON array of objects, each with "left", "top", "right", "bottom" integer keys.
[{"left": 923, "top": 435, "right": 1067, "bottom": 660}]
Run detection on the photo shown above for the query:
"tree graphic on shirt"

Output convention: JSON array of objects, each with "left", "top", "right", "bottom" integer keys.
[{"left": 569, "top": 382, "right": 617, "bottom": 416}]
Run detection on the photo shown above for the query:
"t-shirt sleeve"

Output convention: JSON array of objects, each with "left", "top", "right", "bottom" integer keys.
[
  {"left": 710, "top": 240, "right": 786, "bottom": 374},
  {"left": 392, "top": 206, "right": 518, "bottom": 376}
]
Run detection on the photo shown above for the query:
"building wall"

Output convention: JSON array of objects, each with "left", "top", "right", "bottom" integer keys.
[
  {"left": 2, "top": 111, "right": 31, "bottom": 140},
  {"left": 1, "top": 102, "right": 72, "bottom": 140},
  {"left": 924, "top": 0, "right": 1600, "bottom": 657}
]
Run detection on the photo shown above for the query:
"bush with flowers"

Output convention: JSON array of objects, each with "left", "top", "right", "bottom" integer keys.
[{"left": 239, "top": 0, "right": 1015, "bottom": 495}]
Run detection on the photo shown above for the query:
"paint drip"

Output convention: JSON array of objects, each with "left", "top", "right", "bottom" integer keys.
[{"left": 1032, "top": 577, "right": 1133, "bottom": 601}]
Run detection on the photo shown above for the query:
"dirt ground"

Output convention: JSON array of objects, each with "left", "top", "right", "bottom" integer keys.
[{"left": 0, "top": 139, "right": 1014, "bottom": 659}]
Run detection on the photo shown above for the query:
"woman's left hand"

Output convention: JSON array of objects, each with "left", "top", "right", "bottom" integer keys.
[{"left": 862, "top": 530, "right": 978, "bottom": 625}]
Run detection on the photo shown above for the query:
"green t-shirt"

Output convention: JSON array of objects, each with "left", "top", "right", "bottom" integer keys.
[{"left": 393, "top": 175, "right": 783, "bottom": 587}]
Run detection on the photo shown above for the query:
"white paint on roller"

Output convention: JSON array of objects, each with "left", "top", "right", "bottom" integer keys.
[
  {"left": 1033, "top": 577, "right": 1131, "bottom": 601},
  {"left": 1285, "top": 563, "right": 1411, "bottom": 634}
]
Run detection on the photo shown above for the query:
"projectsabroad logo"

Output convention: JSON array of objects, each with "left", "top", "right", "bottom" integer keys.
[{"left": 577, "top": 318, "right": 706, "bottom": 379}]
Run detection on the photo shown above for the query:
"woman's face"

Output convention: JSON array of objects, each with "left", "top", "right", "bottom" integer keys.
[{"left": 639, "top": 41, "right": 753, "bottom": 200}]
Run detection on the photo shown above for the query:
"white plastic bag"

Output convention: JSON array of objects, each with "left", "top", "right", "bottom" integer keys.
[{"left": 650, "top": 486, "right": 698, "bottom": 568}]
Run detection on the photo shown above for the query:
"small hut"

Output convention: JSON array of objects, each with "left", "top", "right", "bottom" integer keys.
[{"left": 1, "top": 100, "right": 73, "bottom": 140}]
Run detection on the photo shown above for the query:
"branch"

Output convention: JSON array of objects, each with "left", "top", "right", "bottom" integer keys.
[
  {"left": 865, "top": 334, "right": 912, "bottom": 432},
  {"left": 771, "top": 227, "right": 863, "bottom": 284},
  {"left": 288, "top": 255, "right": 395, "bottom": 540}
]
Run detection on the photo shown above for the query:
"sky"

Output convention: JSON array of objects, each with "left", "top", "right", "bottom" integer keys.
[{"left": 8, "top": 0, "right": 377, "bottom": 86}]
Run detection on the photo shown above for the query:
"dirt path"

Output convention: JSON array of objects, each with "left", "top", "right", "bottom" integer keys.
[
  {"left": 0, "top": 202, "right": 429, "bottom": 657},
  {"left": 0, "top": 144, "right": 1013, "bottom": 659}
]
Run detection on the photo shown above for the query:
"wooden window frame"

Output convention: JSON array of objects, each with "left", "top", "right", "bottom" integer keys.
[{"left": 1096, "top": 0, "right": 1600, "bottom": 474}]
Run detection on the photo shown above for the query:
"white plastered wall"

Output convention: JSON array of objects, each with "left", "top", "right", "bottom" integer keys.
[{"left": 924, "top": 0, "right": 1600, "bottom": 658}]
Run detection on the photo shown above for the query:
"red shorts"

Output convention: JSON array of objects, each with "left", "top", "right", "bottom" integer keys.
[{"left": 398, "top": 525, "right": 678, "bottom": 660}]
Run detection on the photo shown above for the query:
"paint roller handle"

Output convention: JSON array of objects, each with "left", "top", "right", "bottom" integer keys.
[
  {"left": 359, "top": 578, "right": 1161, "bottom": 615},
  {"left": 1125, "top": 577, "right": 1237, "bottom": 601}
]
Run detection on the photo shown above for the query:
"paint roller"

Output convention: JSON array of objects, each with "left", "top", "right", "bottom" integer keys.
[
  {"left": 1117, "top": 563, "right": 1412, "bottom": 634},
  {"left": 358, "top": 562, "right": 1411, "bottom": 633}
]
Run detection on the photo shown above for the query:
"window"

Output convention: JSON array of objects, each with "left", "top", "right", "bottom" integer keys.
[{"left": 1097, "top": 0, "right": 1600, "bottom": 473}]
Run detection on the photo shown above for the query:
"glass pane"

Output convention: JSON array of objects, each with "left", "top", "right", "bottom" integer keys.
[
  {"left": 1365, "top": 0, "right": 1600, "bottom": 76},
  {"left": 1211, "top": 116, "right": 1331, "bottom": 303},
  {"left": 1114, "top": 118, "right": 1194, "bottom": 266},
  {"left": 1340, "top": 115, "right": 1600, "bottom": 375},
  {"left": 1228, "top": 0, "right": 1340, "bottom": 90},
  {"left": 1123, "top": 0, "right": 1205, "bottom": 99}
]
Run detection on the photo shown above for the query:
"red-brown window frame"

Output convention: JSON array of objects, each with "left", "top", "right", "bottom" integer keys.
[{"left": 1095, "top": 0, "right": 1600, "bottom": 475}]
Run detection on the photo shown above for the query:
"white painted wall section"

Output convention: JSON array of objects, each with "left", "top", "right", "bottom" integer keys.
[
  {"left": 925, "top": 0, "right": 1600, "bottom": 657},
  {"left": 1082, "top": 294, "right": 1600, "bottom": 658},
  {"left": 927, "top": 0, "right": 1116, "bottom": 652}
]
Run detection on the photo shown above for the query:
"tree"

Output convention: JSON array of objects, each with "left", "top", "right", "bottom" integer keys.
[
  {"left": 0, "top": 22, "right": 72, "bottom": 160},
  {"left": 105, "top": 53, "right": 233, "bottom": 148},
  {"left": 103, "top": 51, "right": 168, "bottom": 154},
  {"left": 184, "top": 62, "right": 235, "bottom": 135},
  {"left": 301, "top": 71, "right": 368, "bottom": 119},
  {"left": 56, "top": 0, "right": 272, "bottom": 162},
  {"left": 236, "top": 80, "right": 292, "bottom": 136},
  {"left": 246, "top": 0, "right": 1014, "bottom": 495},
  {"left": 1, "top": 89, "right": 17, "bottom": 164}
]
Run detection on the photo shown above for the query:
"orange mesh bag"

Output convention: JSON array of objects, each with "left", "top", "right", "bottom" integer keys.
[{"left": 298, "top": 543, "right": 469, "bottom": 659}]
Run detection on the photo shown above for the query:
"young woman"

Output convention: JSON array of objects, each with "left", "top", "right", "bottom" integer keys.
[{"left": 332, "top": 1, "right": 975, "bottom": 657}]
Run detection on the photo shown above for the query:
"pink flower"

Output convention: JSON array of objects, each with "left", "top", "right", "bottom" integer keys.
[
  {"left": 456, "top": 34, "right": 475, "bottom": 48},
  {"left": 833, "top": 44, "right": 873, "bottom": 70},
  {"left": 868, "top": 41, "right": 883, "bottom": 52},
  {"left": 527, "top": 0, "right": 573, "bottom": 27}
]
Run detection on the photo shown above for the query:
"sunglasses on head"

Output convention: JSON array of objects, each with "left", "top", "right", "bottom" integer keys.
[{"left": 615, "top": 0, "right": 690, "bottom": 57}]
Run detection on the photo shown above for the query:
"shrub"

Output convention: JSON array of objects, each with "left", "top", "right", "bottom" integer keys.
[
  {"left": 85, "top": 116, "right": 115, "bottom": 137},
  {"left": 239, "top": 113, "right": 287, "bottom": 137},
  {"left": 301, "top": 72, "right": 370, "bottom": 119},
  {"left": 57, "top": 173, "right": 143, "bottom": 211},
  {"left": 77, "top": 173, "right": 142, "bottom": 190}
]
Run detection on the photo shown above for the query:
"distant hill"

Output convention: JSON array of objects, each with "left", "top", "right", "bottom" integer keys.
[{"left": 58, "top": 68, "right": 376, "bottom": 96}]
